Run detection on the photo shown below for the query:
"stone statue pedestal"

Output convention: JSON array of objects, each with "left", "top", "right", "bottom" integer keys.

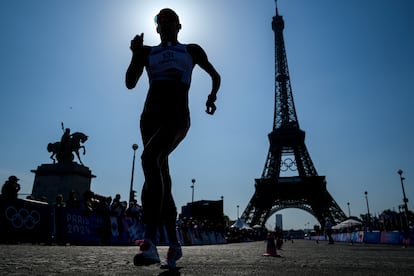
[{"left": 31, "top": 163, "right": 96, "bottom": 204}]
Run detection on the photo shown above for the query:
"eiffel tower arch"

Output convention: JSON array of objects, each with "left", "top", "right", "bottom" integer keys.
[{"left": 241, "top": 3, "right": 346, "bottom": 229}]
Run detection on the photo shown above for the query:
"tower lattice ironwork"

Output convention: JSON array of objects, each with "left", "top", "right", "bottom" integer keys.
[{"left": 241, "top": 4, "right": 346, "bottom": 228}]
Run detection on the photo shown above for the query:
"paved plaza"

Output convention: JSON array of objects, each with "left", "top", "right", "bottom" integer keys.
[{"left": 1, "top": 239, "right": 414, "bottom": 275}]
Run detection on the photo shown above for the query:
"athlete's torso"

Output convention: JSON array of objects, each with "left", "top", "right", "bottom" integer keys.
[
  {"left": 140, "top": 43, "right": 205, "bottom": 119},
  {"left": 146, "top": 43, "right": 194, "bottom": 85}
]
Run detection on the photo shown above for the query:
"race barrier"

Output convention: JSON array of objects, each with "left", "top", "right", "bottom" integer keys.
[
  {"left": 0, "top": 198, "right": 226, "bottom": 245},
  {"left": 311, "top": 230, "right": 414, "bottom": 245},
  {"left": 4, "top": 198, "right": 411, "bottom": 246},
  {"left": 0, "top": 198, "right": 52, "bottom": 243},
  {"left": 176, "top": 227, "right": 226, "bottom": 245}
]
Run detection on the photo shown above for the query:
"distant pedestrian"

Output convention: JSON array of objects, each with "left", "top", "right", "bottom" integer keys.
[
  {"left": 325, "top": 218, "right": 334, "bottom": 244},
  {"left": 126, "top": 8, "right": 220, "bottom": 269}
]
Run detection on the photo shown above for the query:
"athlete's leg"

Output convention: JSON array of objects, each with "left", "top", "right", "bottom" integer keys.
[
  {"left": 140, "top": 117, "right": 189, "bottom": 244},
  {"left": 160, "top": 159, "right": 179, "bottom": 245},
  {"left": 140, "top": 117, "right": 162, "bottom": 244}
]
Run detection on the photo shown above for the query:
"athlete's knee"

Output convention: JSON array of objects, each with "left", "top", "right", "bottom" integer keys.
[{"left": 141, "top": 150, "right": 160, "bottom": 170}]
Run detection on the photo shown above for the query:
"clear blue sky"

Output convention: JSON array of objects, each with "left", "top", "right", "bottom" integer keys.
[{"left": 1, "top": 0, "right": 413, "bottom": 230}]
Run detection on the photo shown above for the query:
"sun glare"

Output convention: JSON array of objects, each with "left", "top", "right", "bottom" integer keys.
[{"left": 127, "top": 1, "right": 205, "bottom": 46}]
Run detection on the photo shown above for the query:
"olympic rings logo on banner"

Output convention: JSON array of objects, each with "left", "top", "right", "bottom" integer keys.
[{"left": 5, "top": 206, "right": 41, "bottom": 230}]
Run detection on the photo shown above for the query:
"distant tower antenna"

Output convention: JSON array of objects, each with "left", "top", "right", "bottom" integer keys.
[{"left": 275, "top": 0, "right": 278, "bottom": 14}]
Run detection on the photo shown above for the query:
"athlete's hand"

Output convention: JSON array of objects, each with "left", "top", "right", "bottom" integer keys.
[
  {"left": 130, "top": 33, "right": 144, "bottom": 53},
  {"left": 206, "top": 94, "right": 217, "bottom": 115}
]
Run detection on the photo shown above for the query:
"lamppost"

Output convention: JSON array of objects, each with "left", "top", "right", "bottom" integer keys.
[
  {"left": 191, "top": 178, "right": 196, "bottom": 203},
  {"left": 364, "top": 191, "right": 371, "bottom": 226},
  {"left": 397, "top": 169, "right": 410, "bottom": 229},
  {"left": 129, "top": 144, "right": 139, "bottom": 203},
  {"left": 237, "top": 205, "right": 239, "bottom": 219},
  {"left": 347, "top": 202, "right": 351, "bottom": 217}
]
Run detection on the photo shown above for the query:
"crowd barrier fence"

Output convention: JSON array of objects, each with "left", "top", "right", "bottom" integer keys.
[
  {"left": 310, "top": 230, "right": 413, "bottom": 245},
  {"left": 0, "top": 198, "right": 227, "bottom": 245}
]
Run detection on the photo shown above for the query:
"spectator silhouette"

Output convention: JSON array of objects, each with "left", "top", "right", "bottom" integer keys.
[
  {"left": 66, "top": 190, "right": 80, "bottom": 209},
  {"left": 1, "top": 175, "right": 21, "bottom": 200}
]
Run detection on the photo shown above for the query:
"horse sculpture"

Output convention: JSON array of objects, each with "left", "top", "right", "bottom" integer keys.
[{"left": 47, "top": 132, "right": 88, "bottom": 165}]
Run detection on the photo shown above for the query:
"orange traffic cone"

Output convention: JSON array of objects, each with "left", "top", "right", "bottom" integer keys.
[{"left": 263, "top": 232, "right": 281, "bottom": 257}]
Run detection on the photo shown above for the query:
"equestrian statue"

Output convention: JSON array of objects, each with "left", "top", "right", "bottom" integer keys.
[{"left": 47, "top": 124, "right": 88, "bottom": 165}]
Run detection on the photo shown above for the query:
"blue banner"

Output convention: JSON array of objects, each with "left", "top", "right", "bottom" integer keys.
[
  {"left": 54, "top": 208, "right": 105, "bottom": 244},
  {"left": 0, "top": 199, "right": 235, "bottom": 246},
  {"left": 0, "top": 198, "right": 52, "bottom": 243}
]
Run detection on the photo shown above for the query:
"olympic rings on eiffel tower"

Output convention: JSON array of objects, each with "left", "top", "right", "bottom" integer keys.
[{"left": 280, "top": 158, "right": 297, "bottom": 171}]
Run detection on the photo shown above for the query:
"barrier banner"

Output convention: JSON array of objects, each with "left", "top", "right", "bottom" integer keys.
[
  {"left": 0, "top": 198, "right": 52, "bottom": 243},
  {"left": 54, "top": 210, "right": 144, "bottom": 244},
  {"left": 124, "top": 217, "right": 144, "bottom": 242},
  {"left": 363, "top": 231, "right": 381, "bottom": 243},
  {"left": 54, "top": 208, "right": 105, "bottom": 244},
  {"left": 354, "top": 231, "right": 364, "bottom": 243},
  {"left": 380, "top": 231, "right": 400, "bottom": 244},
  {"left": 0, "top": 200, "right": 254, "bottom": 245}
]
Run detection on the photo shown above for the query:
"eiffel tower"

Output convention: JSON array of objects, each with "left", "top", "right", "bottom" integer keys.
[{"left": 241, "top": 3, "right": 346, "bottom": 228}]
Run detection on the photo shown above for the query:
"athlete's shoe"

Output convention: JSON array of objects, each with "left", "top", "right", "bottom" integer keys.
[
  {"left": 133, "top": 239, "right": 160, "bottom": 266},
  {"left": 160, "top": 244, "right": 183, "bottom": 269}
]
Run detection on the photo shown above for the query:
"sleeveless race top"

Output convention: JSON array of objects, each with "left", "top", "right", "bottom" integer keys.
[{"left": 146, "top": 43, "right": 194, "bottom": 85}]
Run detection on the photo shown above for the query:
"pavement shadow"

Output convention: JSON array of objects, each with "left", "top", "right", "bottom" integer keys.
[{"left": 158, "top": 267, "right": 182, "bottom": 276}]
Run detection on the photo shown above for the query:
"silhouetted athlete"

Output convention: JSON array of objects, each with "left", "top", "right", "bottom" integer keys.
[{"left": 125, "top": 8, "right": 221, "bottom": 269}]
